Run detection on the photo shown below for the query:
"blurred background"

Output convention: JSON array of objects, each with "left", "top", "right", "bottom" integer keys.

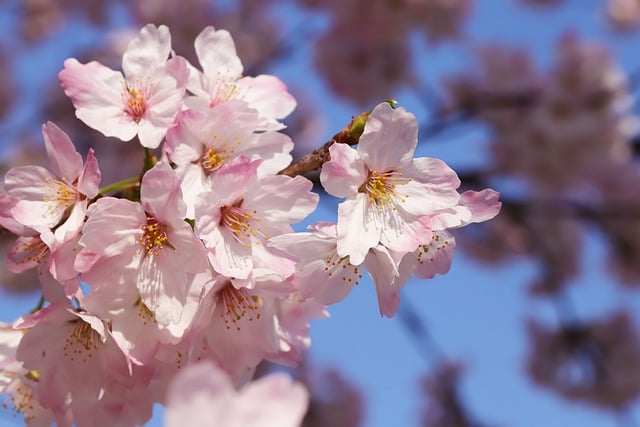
[{"left": 3, "top": 0, "right": 640, "bottom": 426}]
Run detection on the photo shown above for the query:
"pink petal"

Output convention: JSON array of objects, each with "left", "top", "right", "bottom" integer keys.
[
  {"left": 411, "top": 230, "right": 456, "bottom": 279},
  {"left": 209, "top": 228, "right": 253, "bottom": 278},
  {"left": 7, "top": 236, "right": 45, "bottom": 273},
  {"left": 122, "top": 24, "right": 171, "bottom": 78},
  {"left": 234, "top": 373, "right": 309, "bottom": 427},
  {"left": 459, "top": 189, "right": 502, "bottom": 223},
  {"left": 358, "top": 103, "right": 418, "bottom": 172},
  {"left": 53, "top": 200, "right": 86, "bottom": 243},
  {"left": 79, "top": 197, "right": 145, "bottom": 257},
  {"left": 59, "top": 58, "right": 137, "bottom": 142},
  {"left": 336, "top": 195, "right": 381, "bottom": 265},
  {"left": 141, "top": 162, "right": 186, "bottom": 224},
  {"left": 363, "top": 246, "right": 401, "bottom": 318},
  {"left": 236, "top": 75, "right": 297, "bottom": 126},
  {"left": 379, "top": 210, "right": 431, "bottom": 254},
  {"left": 194, "top": 26, "right": 243, "bottom": 79},
  {"left": 42, "top": 122, "right": 83, "bottom": 182},
  {"left": 246, "top": 175, "right": 318, "bottom": 225},
  {"left": 320, "top": 143, "right": 368, "bottom": 198},
  {"left": 77, "top": 148, "right": 101, "bottom": 199},
  {"left": 0, "top": 194, "right": 32, "bottom": 235}
]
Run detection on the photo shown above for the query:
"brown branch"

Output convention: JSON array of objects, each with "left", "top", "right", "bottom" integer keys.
[{"left": 278, "top": 111, "right": 369, "bottom": 178}]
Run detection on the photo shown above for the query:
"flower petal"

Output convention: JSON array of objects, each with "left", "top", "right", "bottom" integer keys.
[
  {"left": 336, "top": 194, "right": 381, "bottom": 265},
  {"left": 320, "top": 143, "right": 368, "bottom": 198},
  {"left": 122, "top": 24, "right": 171, "bottom": 78},
  {"left": 194, "top": 26, "right": 243, "bottom": 79},
  {"left": 358, "top": 103, "right": 418, "bottom": 171},
  {"left": 42, "top": 122, "right": 83, "bottom": 182},
  {"left": 59, "top": 58, "right": 137, "bottom": 141}
]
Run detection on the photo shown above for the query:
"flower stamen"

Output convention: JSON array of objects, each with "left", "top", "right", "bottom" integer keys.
[
  {"left": 360, "top": 169, "right": 412, "bottom": 209},
  {"left": 122, "top": 79, "right": 149, "bottom": 123},
  {"left": 217, "top": 284, "right": 262, "bottom": 331},
  {"left": 139, "top": 216, "right": 170, "bottom": 256},
  {"left": 220, "top": 200, "right": 266, "bottom": 246},
  {"left": 201, "top": 134, "right": 242, "bottom": 172},
  {"left": 324, "top": 252, "right": 363, "bottom": 285},
  {"left": 42, "top": 177, "right": 78, "bottom": 216},
  {"left": 63, "top": 321, "right": 101, "bottom": 363}
]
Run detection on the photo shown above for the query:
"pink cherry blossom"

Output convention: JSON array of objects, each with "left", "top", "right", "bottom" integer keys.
[
  {"left": 76, "top": 162, "right": 207, "bottom": 326},
  {"left": 607, "top": 0, "right": 640, "bottom": 29},
  {"left": 320, "top": 102, "right": 462, "bottom": 265},
  {"left": 165, "top": 360, "right": 308, "bottom": 427},
  {"left": 188, "top": 276, "right": 289, "bottom": 381},
  {"left": 3, "top": 122, "right": 101, "bottom": 243},
  {"left": 14, "top": 304, "right": 133, "bottom": 420},
  {"left": 81, "top": 271, "right": 204, "bottom": 366},
  {"left": 186, "top": 26, "right": 296, "bottom": 130},
  {"left": 59, "top": 24, "right": 187, "bottom": 149},
  {"left": 269, "top": 222, "right": 365, "bottom": 306},
  {"left": 194, "top": 156, "right": 318, "bottom": 280},
  {"left": 0, "top": 194, "right": 82, "bottom": 301},
  {"left": 0, "top": 322, "right": 69, "bottom": 426},
  {"left": 165, "top": 100, "right": 294, "bottom": 217}
]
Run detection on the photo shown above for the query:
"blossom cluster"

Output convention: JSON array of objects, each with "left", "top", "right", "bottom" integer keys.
[
  {"left": 0, "top": 24, "right": 499, "bottom": 426},
  {"left": 444, "top": 33, "right": 640, "bottom": 296},
  {"left": 446, "top": 34, "right": 636, "bottom": 193}
]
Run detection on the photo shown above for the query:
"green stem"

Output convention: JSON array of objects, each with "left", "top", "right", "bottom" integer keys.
[
  {"left": 98, "top": 177, "right": 140, "bottom": 196},
  {"left": 143, "top": 147, "right": 155, "bottom": 173},
  {"left": 30, "top": 295, "right": 45, "bottom": 314}
]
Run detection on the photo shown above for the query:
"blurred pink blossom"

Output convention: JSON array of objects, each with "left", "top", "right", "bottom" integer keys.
[
  {"left": 165, "top": 360, "right": 308, "bottom": 427},
  {"left": 527, "top": 311, "right": 640, "bottom": 410}
]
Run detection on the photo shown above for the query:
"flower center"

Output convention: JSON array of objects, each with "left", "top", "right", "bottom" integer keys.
[
  {"left": 63, "top": 321, "right": 101, "bottom": 363},
  {"left": 360, "top": 169, "right": 412, "bottom": 208},
  {"left": 122, "top": 79, "right": 149, "bottom": 123},
  {"left": 2, "top": 377, "right": 38, "bottom": 423},
  {"left": 12, "top": 236, "right": 49, "bottom": 267},
  {"left": 324, "top": 251, "right": 362, "bottom": 285},
  {"left": 42, "top": 177, "right": 78, "bottom": 216},
  {"left": 135, "top": 298, "right": 157, "bottom": 326},
  {"left": 217, "top": 284, "right": 262, "bottom": 331},
  {"left": 201, "top": 134, "right": 242, "bottom": 172},
  {"left": 138, "top": 216, "right": 170, "bottom": 256},
  {"left": 209, "top": 77, "right": 240, "bottom": 107},
  {"left": 417, "top": 231, "right": 451, "bottom": 265},
  {"left": 220, "top": 200, "right": 264, "bottom": 246}
]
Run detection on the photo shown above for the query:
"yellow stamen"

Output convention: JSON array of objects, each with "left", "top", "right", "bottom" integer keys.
[
  {"left": 42, "top": 177, "right": 78, "bottom": 215},
  {"left": 63, "top": 321, "right": 101, "bottom": 363},
  {"left": 121, "top": 79, "right": 149, "bottom": 123},
  {"left": 217, "top": 284, "right": 262, "bottom": 331},
  {"left": 220, "top": 200, "right": 266, "bottom": 246},
  {"left": 360, "top": 169, "right": 412, "bottom": 209},
  {"left": 138, "top": 216, "right": 170, "bottom": 256}
]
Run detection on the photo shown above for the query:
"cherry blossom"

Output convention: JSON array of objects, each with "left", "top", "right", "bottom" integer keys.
[
  {"left": 2, "top": 122, "right": 100, "bottom": 243},
  {"left": 185, "top": 26, "right": 296, "bottom": 131},
  {"left": 165, "top": 100, "right": 294, "bottom": 217},
  {"left": 59, "top": 24, "right": 187, "bottom": 149},
  {"left": 14, "top": 304, "right": 133, "bottom": 421},
  {"left": 187, "top": 275, "right": 292, "bottom": 381},
  {"left": 0, "top": 322, "right": 67, "bottom": 426},
  {"left": 0, "top": 20, "right": 511, "bottom": 427},
  {"left": 76, "top": 162, "right": 207, "bottom": 326},
  {"left": 527, "top": 311, "right": 640, "bottom": 409},
  {"left": 165, "top": 360, "right": 308, "bottom": 427},
  {"left": 320, "top": 102, "right": 463, "bottom": 265},
  {"left": 194, "top": 156, "right": 318, "bottom": 280}
]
